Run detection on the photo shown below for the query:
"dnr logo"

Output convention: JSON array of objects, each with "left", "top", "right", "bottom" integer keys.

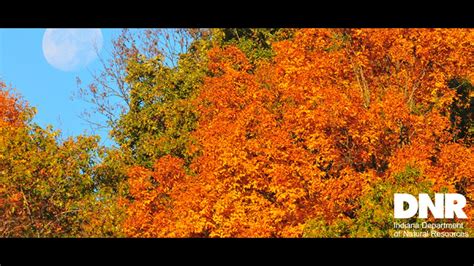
[{"left": 394, "top": 193, "right": 467, "bottom": 219}]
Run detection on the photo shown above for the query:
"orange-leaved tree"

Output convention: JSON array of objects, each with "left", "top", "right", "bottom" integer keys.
[{"left": 124, "top": 29, "right": 473, "bottom": 237}]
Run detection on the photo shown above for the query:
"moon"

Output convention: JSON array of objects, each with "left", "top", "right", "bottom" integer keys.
[{"left": 42, "top": 29, "right": 103, "bottom": 72}]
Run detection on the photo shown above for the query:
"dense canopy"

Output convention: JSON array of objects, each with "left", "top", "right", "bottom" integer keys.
[{"left": 1, "top": 28, "right": 473, "bottom": 237}]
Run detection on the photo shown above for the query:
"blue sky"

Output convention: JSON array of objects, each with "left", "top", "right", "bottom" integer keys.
[{"left": 0, "top": 29, "right": 121, "bottom": 146}]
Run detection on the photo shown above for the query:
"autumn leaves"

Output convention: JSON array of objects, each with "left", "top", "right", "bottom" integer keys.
[
  {"left": 122, "top": 29, "right": 473, "bottom": 237},
  {"left": 1, "top": 29, "right": 473, "bottom": 237}
]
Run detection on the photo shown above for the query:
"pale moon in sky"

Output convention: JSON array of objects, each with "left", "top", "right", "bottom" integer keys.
[{"left": 42, "top": 29, "right": 103, "bottom": 72}]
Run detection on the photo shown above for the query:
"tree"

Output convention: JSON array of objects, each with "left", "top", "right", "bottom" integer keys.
[
  {"left": 0, "top": 82, "right": 121, "bottom": 237},
  {"left": 77, "top": 28, "right": 293, "bottom": 169},
  {"left": 124, "top": 28, "right": 473, "bottom": 237},
  {"left": 75, "top": 29, "right": 208, "bottom": 132}
]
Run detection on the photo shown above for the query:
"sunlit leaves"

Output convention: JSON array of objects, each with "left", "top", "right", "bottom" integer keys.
[
  {"left": 124, "top": 28, "right": 473, "bottom": 237},
  {"left": 5, "top": 28, "right": 471, "bottom": 238},
  {"left": 0, "top": 82, "right": 119, "bottom": 237}
]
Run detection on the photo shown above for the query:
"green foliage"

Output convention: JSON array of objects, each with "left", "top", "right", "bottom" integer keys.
[
  {"left": 0, "top": 120, "right": 102, "bottom": 237},
  {"left": 112, "top": 42, "right": 207, "bottom": 168},
  {"left": 304, "top": 165, "right": 435, "bottom": 238},
  {"left": 212, "top": 28, "right": 294, "bottom": 65},
  {"left": 303, "top": 218, "right": 353, "bottom": 238},
  {"left": 350, "top": 165, "right": 433, "bottom": 237}
]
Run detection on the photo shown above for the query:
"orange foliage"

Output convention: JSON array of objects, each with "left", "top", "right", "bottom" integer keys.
[
  {"left": 0, "top": 82, "right": 26, "bottom": 235},
  {"left": 125, "top": 155, "right": 210, "bottom": 237},
  {"left": 124, "top": 29, "right": 473, "bottom": 237},
  {"left": 0, "top": 82, "right": 25, "bottom": 128}
]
